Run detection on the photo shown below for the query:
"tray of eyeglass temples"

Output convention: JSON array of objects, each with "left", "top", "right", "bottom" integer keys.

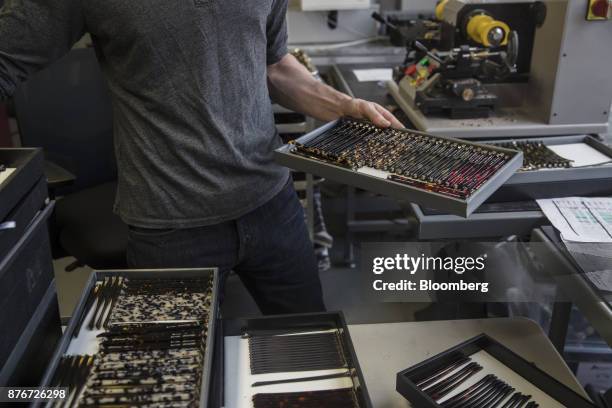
[
  {"left": 36, "top": 268, "right": 220, "bottom": 408},
  {"left": 220, "top": 312, "right": 373, "bottom": 408},
  {"left": 481, "top": 134, "right": 612, "bottom": 203},
  {"left": 396, "top": 333, "right": 596, "bottom": 408},
  {"left": 274, "top": 118, "right": 524, "bottom": 218}
]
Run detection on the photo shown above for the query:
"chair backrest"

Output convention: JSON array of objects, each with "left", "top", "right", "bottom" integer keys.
[{"left": 14, "top": 48, "right": 116, "bottom": 192}]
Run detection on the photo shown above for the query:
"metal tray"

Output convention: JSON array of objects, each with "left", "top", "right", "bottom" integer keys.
[
  {"left": 485, "top": 135, "right": 612, "bottom": 202},
  {"left": 274, "top": 120, "right": 523, "bottom": 217},
  {"left": 38, "top": 268, "right": 220, "bottom": 408}
]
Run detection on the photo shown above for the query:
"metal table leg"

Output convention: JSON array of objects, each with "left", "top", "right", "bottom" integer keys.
[
  {"left": 344, "top": 186, "right": 356, "bottom": 268},
  {"left": 306, "top": 173, "right": 315, "bottom": 242}
]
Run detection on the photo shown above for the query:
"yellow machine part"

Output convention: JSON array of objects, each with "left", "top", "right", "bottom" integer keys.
[
  {"left": 466, "top": 14, "right": 510, "bottom": 47},
  {"left": 435, "top": 0, "right": 449, "bottom": 20}
]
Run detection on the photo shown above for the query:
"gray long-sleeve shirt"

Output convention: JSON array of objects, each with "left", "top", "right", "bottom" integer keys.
[{"left": 0, "top": 0, "right": 290, "bottom": 228}]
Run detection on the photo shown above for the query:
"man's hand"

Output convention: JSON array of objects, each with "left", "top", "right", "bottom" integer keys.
[
  {"left": 341, "top": 98, "right": 404, "bottom": 129},
  {"left": 268, "top": 54, "right": 404, "bottom": 129}
]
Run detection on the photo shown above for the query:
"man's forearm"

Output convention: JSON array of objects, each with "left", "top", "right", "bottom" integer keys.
[
  {"left": 267, "top": 55, "right": 351, "bottom": 122},
  {"left": 267, "top": 54, "right": 402, "bottom": 128}
]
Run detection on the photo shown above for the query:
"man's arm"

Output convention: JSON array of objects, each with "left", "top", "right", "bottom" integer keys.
[
  {"left": 267, "top": 54, "right": 403, "bottom": 129},
  {"left": 0, "top": 0, "right": 85, "bottom": 100}
]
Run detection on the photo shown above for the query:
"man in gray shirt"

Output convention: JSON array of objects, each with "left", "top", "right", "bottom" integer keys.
[{"left": 0, "top": 0, "right": 401, "bottom": 314}]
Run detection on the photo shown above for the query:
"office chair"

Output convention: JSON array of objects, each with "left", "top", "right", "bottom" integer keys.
[{"left": 14, "top": 48, "right": 128, "bottom": 269}]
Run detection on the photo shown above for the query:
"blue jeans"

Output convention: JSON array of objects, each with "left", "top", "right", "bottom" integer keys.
[{"left": 126, "top": 180, "right": 325, "bottom": 314}]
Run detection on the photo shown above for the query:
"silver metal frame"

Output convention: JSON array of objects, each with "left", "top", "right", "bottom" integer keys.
[{"left": 409, "top": 202, "right": 545, "bottom": 240}]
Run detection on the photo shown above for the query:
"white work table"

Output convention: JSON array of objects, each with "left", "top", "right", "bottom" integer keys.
[{"left": 348, "top": 318, "right": 587, "bottom": 408}]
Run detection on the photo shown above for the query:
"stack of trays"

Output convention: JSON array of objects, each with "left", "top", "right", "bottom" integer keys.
[
  {"left": 275, "top": 119, "right": 523, "bottom": 217},
  {"left": 1, "top": 147, "right": 58, "bottom": 387},
  {"left": 396, "top": 334, "right": 596, "bottom": 408},
  {"left": 39, "top": 269, "right": 219, "bottom": 408},
  {"left": 223, "top": 312, "right": 372, "bottom": 408}
]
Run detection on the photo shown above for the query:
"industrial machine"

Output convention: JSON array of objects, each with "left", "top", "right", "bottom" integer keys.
[
  {"left": 386, "top": 0, "right": 612, "bottom": 139},
  {"left": 376, "top": 0, "right": 534, "bottom": 120},
  {"left": 379, "top": 0, "right": 612, "bottom": 241}
]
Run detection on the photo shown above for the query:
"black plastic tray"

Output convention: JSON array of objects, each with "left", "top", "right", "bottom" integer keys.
[
  {"left": 222, "top": 312, "right": 373, "bottom": 408},
  {"left": 396, "top": 334, "right": 596, "bottom": 407}
]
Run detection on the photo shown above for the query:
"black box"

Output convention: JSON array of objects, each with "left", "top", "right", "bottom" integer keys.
[
  {"left": 0, "top": 148, "right": 44, "bottom": 221},
  {"left": 396, "top": 334, "right": 596, "bottom": 408},
  {"left": 0, "top": 282, "right": 62, "bottom": 387},
  {"left": 0, "top": 201, "right": 55, "bottom": 379},
  {"left": 0, "top": 177, "right": 48, "bottom": 258},
  {"left": 220, "top": 312, "right": 373, "bottom": 408}
]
